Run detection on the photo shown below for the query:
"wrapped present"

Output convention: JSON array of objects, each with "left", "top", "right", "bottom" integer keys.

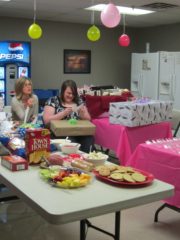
[
  {"left": 109, "top": 100, "right": 173, "bottom": 127},
  {"left": 8, "top": 137, "right": 26, "bottom": 158},
  {"left": 0, "top": 135, "right": 10, "bottom": 146},
  {"left": 18, "top": 123, "right": 42, "bottom": 138},
  {"left": 50, "top": 120, "right": 96, "bottom": 137},
  {"left": 8, "top": 137, "right": 25, "bottom": 150}
]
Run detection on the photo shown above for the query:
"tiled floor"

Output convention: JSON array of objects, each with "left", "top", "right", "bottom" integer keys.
[{"left": 0, "top": 201, "right": 180, "bottom": 240}]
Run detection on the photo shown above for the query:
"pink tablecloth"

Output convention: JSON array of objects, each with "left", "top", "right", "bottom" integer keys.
[
  {"left": 92, "top": 118, "right": 172, "bottom": 165},
  {"left": 127, "top": 142, "right": 180, "bottom": 207}
]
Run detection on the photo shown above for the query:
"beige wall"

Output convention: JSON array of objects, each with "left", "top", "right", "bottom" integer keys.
[
  {"left": 2, "top": 16, "right": 180, "bottom": 91},
  {"left": 0, "top": 17, "right": 135, "bottom": 90},
  {"left": 133, "top": 23, "right": 180, "bottom": 53}
]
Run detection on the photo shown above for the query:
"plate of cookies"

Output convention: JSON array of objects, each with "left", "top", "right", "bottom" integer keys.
[{"left": 93, "top": 165, "right": 154, "bottom": 186}]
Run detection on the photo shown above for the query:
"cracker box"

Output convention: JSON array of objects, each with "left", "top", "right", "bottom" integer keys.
[
  {"left": 1, "top": 155, "right": 28, "bottom": 171},
  {"left": 109, "top": 100, "right": 173, "bottom": 127},
  {"left": 25, "top": 128, "right": 50, "bottom": 164}
]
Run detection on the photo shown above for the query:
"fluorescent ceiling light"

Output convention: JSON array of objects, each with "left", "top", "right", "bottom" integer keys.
[
  {"left": 85, "top": 4, "right": 154, "bottom": 16},
  {"left": 0, "top": 0, "right": 11, "bottom": 1}
]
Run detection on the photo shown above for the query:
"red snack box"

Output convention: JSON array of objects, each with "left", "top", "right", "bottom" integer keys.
[
  {"left": 25, "top": 128, "right": 50, "bottom": 164},
  {"left": 1, "top": 155, "right": 28, "bottom": 171}
]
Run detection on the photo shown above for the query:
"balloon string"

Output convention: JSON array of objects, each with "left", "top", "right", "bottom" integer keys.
[
  {"left": 123, "top": 14, "right": 126, "bottom": 33},
  {"left": 33, "top": 0, "right": 37, "bottom": 23},
  {"left": 91, "top": 11, "right": 95, "bottom": 25},
  {"left": 91, "top": 0, "right": 95, "bottom": 25}
]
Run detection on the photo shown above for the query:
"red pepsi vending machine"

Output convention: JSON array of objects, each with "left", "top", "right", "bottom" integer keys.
[{"left": 0, "top": 41, "right": 31, "bottom": 105}]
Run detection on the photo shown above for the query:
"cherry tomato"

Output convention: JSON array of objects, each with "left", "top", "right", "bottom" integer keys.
[{"left": 68, "top": 153, "right": 81, "bottom": 158}]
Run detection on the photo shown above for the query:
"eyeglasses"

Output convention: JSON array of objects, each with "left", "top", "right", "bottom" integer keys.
[{"left": 24, "top": 83, "right": 32, "bottom": 87}]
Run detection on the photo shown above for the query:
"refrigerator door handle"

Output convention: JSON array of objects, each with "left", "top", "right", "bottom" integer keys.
[
  {"left": 141, "top": 73, "right": 144, "bottom": 97},
  {"left": 139, "top": 73, "right": 143, "bottom": 97},
  {"left": 172, "top": 74, "right": 176, "bottom": 100},
  {"left": 171, "top": 75, "right": 175, "bottom": 101},
  {"left": 138, "top": 74, "right": 141, "bottom": 97}
]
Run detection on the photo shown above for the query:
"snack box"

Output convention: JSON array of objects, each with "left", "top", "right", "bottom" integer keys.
[
  {"left": 1, "top": 155, "right": 28, "bottom": 171},
  {"left": 25, "top": 128, "right": 50, "bottom": 164},
  {"left": 50, "top": 120, "right": 96, "bottom": 137}
]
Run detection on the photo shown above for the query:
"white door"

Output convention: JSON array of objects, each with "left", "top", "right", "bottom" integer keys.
[
  {"left": 159, "top": 52, "right": 174, "bottom": 101},
  {"left": 173, "top": 52, "right": 180, "bottom": 110},
  {"left": 6, "top": 64, "right": 17, "bottom": 105},
  {"left": 131, "top": 53, "right": 143, "bottom": 97},
  {"left": 141, "top": 52, "right": 159, "bottom": 99}
]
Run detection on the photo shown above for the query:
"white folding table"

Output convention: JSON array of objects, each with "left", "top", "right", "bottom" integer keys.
[{"left": 0, "top": 165, "right": 174, "bottom": 240}]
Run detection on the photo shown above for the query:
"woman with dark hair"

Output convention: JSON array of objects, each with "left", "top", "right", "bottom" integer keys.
[
  {"left": 43, "top": 80, "right": 93, "bottom": 152},
  {"left": 11, "top": 77, "right": 39, "bottom": 123},
  {"left": 60, "top": 79, "right": 79, "bottom": 105}
]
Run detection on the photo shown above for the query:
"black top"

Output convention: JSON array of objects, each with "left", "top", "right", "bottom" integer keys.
[{"left": 45, "top": 96, "right": 84, "bottom": 120}]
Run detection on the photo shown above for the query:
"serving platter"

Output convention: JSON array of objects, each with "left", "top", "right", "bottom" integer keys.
[
  {"left": 93, "top": 167, "right": 154, "bottom": 187},
  {"left": 40, "top": 167, "right": 92, "bottom": 189}
]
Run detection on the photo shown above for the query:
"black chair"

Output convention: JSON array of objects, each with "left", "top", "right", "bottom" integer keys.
[
  {"left": 173, "top": 121, "right": 180, "bottom": 137},
  {"left": 38, "top": 98, "right": 47, "bottom": 113},
  {"left": 171, "top": 109, "right": 180, "bottom": 137},
  {"left": 90, "top": 85, "right": 114, "bottom": 91},
  {"left": 33, "top": 89, "right": 59, "bottom": 113},
  {"left": 0, "top": 183, "right": 19, "bottom": 203}
]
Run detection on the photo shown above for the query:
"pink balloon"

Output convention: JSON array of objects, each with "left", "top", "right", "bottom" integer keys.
[
  {"left": 101, "top": 3, "right": 121, "bottom": 28},
  {"left": 118, "top": 34, "right": 130, "bottom": 47}
]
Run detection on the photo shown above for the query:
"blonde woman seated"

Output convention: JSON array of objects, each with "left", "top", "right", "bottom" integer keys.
[
  {"left": 43, "top": 79, "right": 93, "bottom": 152},
  {"left": 11, "top": 77, "right": 39, "bottom": 123}
]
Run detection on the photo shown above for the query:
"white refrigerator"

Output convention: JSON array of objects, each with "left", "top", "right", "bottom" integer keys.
[
  {"left": 131, "top": 51, "right": 180, "bottom": 110},
  {"left": 131, "top": 52, "right": 159, "bottom": 99},
  {"left": 159, "top": 51, "right": 180, "bottom": 110}
]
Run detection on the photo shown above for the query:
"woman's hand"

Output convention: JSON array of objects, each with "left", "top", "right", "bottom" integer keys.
[
  {"left": 64, "top": 107, "right": 72, "bottom": 117},
  {"left": 43, "top": 106, "right": 73, "bottom": 125},
  {"left": 78, "top": 105, "right": 86, "bottom": 116},
  {"left": 26, "top": 98, "right": 34, "bottom": 108},
  {"left": 78, "top": 105, "right": 91, "bottom": 120}
]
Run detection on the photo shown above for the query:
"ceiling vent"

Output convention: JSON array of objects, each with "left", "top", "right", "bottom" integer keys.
[{"left": 141, "top": 2, "right": 179, "bottom": 10}]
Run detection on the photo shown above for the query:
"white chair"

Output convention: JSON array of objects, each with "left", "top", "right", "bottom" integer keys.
[{"left": 3, "top": 106, "right": 12, "bottom": 120}]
